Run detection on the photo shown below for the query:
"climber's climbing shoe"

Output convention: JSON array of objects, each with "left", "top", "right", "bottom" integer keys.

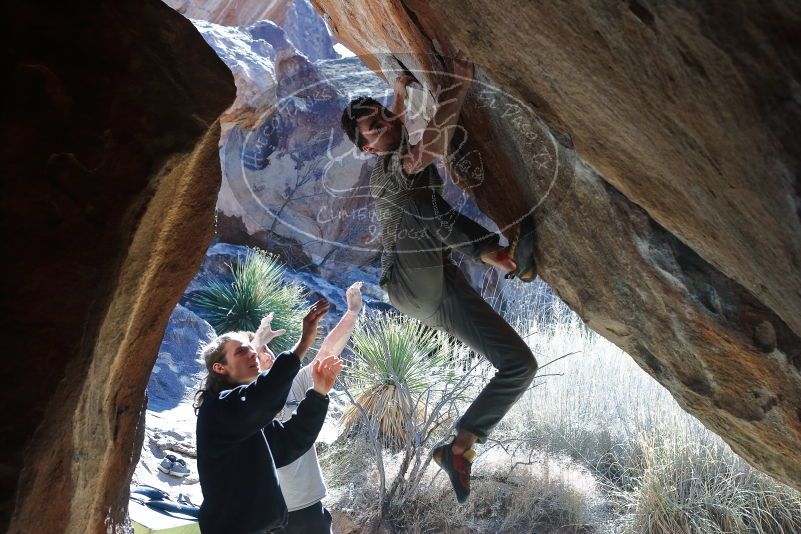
[
  {"left": 504, "top": 214, "right": 538, "bottom": 282},
  {"left": 432, "top": 443, "right": 476, "bottom": 503}
]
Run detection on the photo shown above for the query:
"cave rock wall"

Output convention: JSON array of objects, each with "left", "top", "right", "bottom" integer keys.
[{"left": 2, "top": 1, "right": 235, "bottom": 531}]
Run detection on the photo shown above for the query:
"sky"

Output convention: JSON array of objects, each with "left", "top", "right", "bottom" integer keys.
[{"left": 334, "top": 42, "right": 355, "bottom": 58}]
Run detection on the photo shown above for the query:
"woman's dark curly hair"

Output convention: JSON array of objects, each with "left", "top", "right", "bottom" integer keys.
[{"left": 194, "top": 332, "right": 247, "bottom": 414}]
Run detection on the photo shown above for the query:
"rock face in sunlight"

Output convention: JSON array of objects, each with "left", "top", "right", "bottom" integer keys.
[
  {"left": 165, "top": 0, "right": 338, "bottom": 60},
  {"left": 308, "top": 0, "right": 801, "bottom": 491},
  {"left": 2, "top": 1, "right": 235, "bottom": 531},
  {"left": 194, "top": 19, "right": 385, "bottom": 286}
]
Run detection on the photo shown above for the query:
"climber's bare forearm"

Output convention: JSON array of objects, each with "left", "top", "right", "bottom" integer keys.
[
  {"left": 390, "top": 74, "right": 415, "bottom": 125},
  {"left": 402, "top": 81, "right": 469, "bottom": 174},
  {"left": 389, "top": 94, "right": 407, "bottom": 124}
]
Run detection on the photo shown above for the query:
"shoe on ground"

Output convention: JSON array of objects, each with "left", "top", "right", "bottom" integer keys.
[
  {"left": 169, "top": 458, "right": 190, "bottom": 478},
  {"left": 432, "top": 444, "right": 476, "bottom": 503},
  {"left": 157, "top": 454, "right": 177, "bottom": 475}
]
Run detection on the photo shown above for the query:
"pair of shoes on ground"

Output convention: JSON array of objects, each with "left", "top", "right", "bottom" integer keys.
[
  {"left": 158, "top": 454, "right": 190, "bottom": 478},
  {"left": 432, "top": 442, "right": 476, "bottom": 504}
]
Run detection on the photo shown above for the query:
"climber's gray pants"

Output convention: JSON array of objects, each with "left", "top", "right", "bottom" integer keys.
[{"left": 384, "top": 192, "right": 539, "bottom": 441}]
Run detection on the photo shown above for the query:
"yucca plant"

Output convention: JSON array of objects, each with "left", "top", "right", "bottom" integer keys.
[
  {"left": 341, "top": 313, "right": 459, "bottom": 449},
  {"left": 189, "top": 249, "right": 306, "bottom": 354}
]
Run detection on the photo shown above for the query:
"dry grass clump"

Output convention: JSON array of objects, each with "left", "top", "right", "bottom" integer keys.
[
  {"left": 340, "top": 383, "right": 424, "bottom": 451},
  {"left": 613, "top": 431, "right": 801, "bottom": 534},
  {"left": 321, "top": 437, "right": 600, "bottom": 533},
  {"left": 497, "top": 283, "right": 801, "bottom": 534}
]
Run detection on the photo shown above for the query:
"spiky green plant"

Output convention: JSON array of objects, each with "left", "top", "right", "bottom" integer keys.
[
  {"left": 189, "top": 249, "right": 306, "bottom": 354},
  {"left": 341, "top": 313, "right": 459, "bottom": 449}
]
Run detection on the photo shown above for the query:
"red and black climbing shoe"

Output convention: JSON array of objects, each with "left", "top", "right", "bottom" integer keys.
[
  {"left": 432, "top": 444, "right": 476, "bottom": 503},
  {"left": 505, "top": 214, "right": 538, "bottom": 282}
]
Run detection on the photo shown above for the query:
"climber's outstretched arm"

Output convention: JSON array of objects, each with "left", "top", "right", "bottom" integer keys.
[
  {"left": 389, "top": 74, "right": 415, "bottom": 125},
  {"left": 402, "top": 51, "right": 473, "bottom": 175}
]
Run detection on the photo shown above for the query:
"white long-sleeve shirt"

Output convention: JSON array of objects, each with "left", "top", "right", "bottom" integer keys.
[{"left": 275, "top": 308, "right": 358, "bottom": 511}]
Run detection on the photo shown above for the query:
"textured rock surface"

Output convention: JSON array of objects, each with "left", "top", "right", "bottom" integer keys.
[
  {"left": 309, "top": 0, "right": 801, "bottom": 490},
  {"left": 430, "top": 1, "right": 801, "bottom": 338},
  {"left": 165, "top": 0, "right": 290, "bottom": 28},
  {"left": 166, "top": 0, "right": 338, "bottom": 60},
  {"left": 1, "top": 1, "right": 235, "bottom": 531}
]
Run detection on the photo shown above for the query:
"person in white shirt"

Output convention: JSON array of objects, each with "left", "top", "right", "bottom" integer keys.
[{"left": 251, "top": 282, "right": 363, "bottom": 534}]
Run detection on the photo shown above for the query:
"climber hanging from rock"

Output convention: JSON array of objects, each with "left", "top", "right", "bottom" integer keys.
[{"left": 340, "top": 50, "right": 539, "bottom": 503}]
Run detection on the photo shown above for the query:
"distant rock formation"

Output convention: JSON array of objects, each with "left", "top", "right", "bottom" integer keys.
[
  {"left": 195, "top": 17, "right": 505, "bottom": 293},
  {"left": 165, "top": 0, "right": 338, "bottom": 60},
  {"left": 147, "top": 305, "right": 213, "bottom": 412},
  {"left": 196, "top": 18, "right": 386, "bottom": 286},
  {"left": 281, "top": 0, "right": 339, "bottom": 61}
]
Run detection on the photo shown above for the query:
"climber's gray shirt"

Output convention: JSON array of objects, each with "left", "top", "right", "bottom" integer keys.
[{"left": 370, "top": 148, "right": 444, "bottom": 287}]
